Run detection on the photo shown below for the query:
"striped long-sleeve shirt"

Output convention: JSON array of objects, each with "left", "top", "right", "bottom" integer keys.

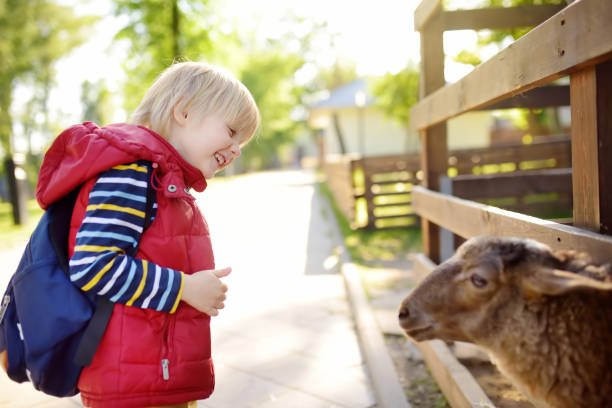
[{"left": 69, "top": 160, "right": 184, "bottom": 313}]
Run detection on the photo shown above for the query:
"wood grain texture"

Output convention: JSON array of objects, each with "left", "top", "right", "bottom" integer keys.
[
  {"left": 412, "top": 186, "right": 612, "bottom": 264},
  {"left": 442, "top": 4, "right": 565, "bottom": 31},
  {"left": 570, "top": 67, "right": 600, "bottom": 231},
  {"left": 414, "top": 0, "right": 442, "bottom": 31},
  {"left": 411, "top": 0, "right": 612, "bottom": 131}
]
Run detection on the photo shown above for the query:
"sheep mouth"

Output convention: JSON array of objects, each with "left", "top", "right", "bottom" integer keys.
[{"left": 403, "top": 325, "right": 435, "bottom": 341}]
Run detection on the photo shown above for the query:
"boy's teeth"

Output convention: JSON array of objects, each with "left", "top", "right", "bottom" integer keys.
[{"left": 215, "top": 153, "right": 224, "bottom": 165}]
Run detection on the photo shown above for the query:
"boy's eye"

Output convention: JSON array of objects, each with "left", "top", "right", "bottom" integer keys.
[{"left": 228, "top": 127, "right": 236, "bottom": 137}]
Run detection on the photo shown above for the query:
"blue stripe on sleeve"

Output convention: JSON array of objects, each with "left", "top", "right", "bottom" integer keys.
[
  {"left": 110, "top": 262, "right": 137, "bottom": 303},
  {"left": 88, "top": 190, "right": 147, "bottom": 203},
  {"left": 76, "top": 231, "right": 138, "bottom": 247},
  {"left": 157, "top": 270, "right": 174, "bottom": 312}
]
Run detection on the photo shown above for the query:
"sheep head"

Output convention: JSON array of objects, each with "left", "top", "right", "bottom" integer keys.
[{"left": 398, "top": 236, "right": 612, "bottom": 346}]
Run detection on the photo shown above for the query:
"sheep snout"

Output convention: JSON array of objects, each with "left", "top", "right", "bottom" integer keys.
[{"left": 398, "top": 300, "right": 437, "bottom": 341}]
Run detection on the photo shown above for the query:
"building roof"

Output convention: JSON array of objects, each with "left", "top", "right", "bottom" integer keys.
[{"left": 310, "top": 78, "right": 375, "bottom": 110}]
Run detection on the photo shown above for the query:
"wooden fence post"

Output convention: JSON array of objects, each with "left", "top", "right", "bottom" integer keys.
[
  {"left": 418, "top": 6, "right": 447, "bottom": 263},
  {"left": 570, "top": 60, "right": 612, "bottom": 234}
]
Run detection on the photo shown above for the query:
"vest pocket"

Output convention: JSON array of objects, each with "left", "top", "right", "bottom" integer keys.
[{"left": 171, "top": 305, "right": 211, "bottom": 361}]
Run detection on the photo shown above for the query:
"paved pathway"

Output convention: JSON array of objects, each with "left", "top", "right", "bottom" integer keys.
[{"left": 0, "top": 169, "right": 376, "bottom": 408}]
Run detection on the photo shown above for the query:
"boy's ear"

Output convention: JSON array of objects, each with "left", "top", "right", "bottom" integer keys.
[{"left": 172, "top": 103, "right": 188, "bottom": 126}]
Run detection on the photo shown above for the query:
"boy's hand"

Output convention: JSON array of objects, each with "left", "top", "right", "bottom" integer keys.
[{"left": 181, "top": 267, "right": 231, "bottom": 316}]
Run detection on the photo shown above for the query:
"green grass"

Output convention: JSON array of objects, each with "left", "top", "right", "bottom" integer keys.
[
  {"left": 317, "top": 180, "right": 422, "bottom": 266},
  {"left": 0, "top": 200, "right": 44, "bottom": 250}
]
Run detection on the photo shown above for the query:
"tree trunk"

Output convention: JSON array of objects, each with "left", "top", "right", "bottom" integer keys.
[
  {"left": 0, "top": 80, "right": 13, "bottom": 155},
  {"left": 171, "top": 0, "right": 180, "bottom": 59}
]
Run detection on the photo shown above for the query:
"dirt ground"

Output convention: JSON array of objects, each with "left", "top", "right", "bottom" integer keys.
[
  {"left": 384, "top": 334, "right": 449, "bottom": 408},
  {"left": 384, "top": 334, "right": 534, "bottom": 408},
  {"left": 359, "top": 262, "right": 534, "bottom": 408}
]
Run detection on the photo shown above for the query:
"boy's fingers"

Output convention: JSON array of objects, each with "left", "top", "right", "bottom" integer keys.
[
  {"left": 213, "top": 267, "right": 232, "bottom": 278},
  {"left": 206, "top": 307, "right": 219, "bottom": 317}
]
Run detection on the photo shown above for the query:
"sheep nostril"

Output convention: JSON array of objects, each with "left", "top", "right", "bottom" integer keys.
[{"left": 398, "top": 307, "right": 410, "bottom": 320}]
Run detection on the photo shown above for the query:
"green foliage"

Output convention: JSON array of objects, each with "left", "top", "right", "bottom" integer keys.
[
  {"left": 111, "top": 3, "right": 337, "bottom": 171},
  {"left": 448, "top": 0, "right": 567, "bottom": 67},
  {"left": 475, "top": 0, "right": 567, "bottom": 44},
  {"left": 370, "top": 65, "right": 420, "bottom": 127},
  {"left": 239, "top": 51, "right": 305, "bottom": 170},
  {"left": 112, "top": 0, "right": 232, "bottom": 112},
  {"left": 0, "top": 199, "right": 43, "bottom": 249},
  {"left": 234, "top": 16, "right": 342, "bottom": 170},
  {"left": 0, "top": 0, "right": 96, "bottom": 155},
  {"left": 318, "top": 179, "right": 421, "bottom": 266},
  {"left": 81, "top": 80, "right": 114, "bottom": 124},
  {"left": 447, "top": 0, "right": 568, "bottom": 137},
  {"left": 453, "top": 50, "right": 482, "bottom": 67},
  {"left": 309, "top": 60, "right": 359, "bottom": 92}
]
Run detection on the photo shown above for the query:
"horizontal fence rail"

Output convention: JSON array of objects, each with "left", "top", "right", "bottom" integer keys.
[
  {"left": 325, "top": 137, "right": 571, "bottom": 230},
  {"left": 446, "top": 168, "right": 572, "bottom": 220},
  {"left": 411, "top": 0, "right": 612, "bottom": 132},
  {"left": 412, "top": 186, "right": 612, "bottom": 265}
]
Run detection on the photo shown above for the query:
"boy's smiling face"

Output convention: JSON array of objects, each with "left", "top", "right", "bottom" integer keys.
[{"left": 169, "top": 109, "right": 241, "bottom": 179}]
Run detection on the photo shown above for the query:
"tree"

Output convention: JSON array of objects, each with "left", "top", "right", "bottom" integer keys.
[
  {"left": 81, "top": 80, "right": 115, "bottom": 125},
  {"left": 368, "top": 64, "right": 420, "bottom": 152},
  {"left": 112, "top": 0, "right": 235, "bottom": 113},
  {"left": 450, "top": 0, "right": 569, "bottom": 137},
  {"left": 235, "top": 17, "right": 342, "bottom": 170},
  {"left": 239, "top": 51, "right": 305, "bottom": 170},
  {"left": 371, "top": 65, "right": 419, "bottom": 127},
  {"left": 0, "top": 0, "right": 95, "bottom": 156}
]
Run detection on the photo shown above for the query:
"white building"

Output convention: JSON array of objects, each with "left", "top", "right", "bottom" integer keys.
[{"left": 306, "top": 78, "right": 496, "bottom": 160}]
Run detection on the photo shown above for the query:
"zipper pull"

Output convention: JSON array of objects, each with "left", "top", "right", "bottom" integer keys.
[
  {"left": 161, "top": 358, "right": 170, "bottom": 380},
  {"left": 0, "top": 295, "right": 10, "bottom": 324}
]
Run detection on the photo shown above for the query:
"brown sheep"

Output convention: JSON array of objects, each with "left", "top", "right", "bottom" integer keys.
[{"left": 398, "top": 236, "right": 612, "bottom": 408}]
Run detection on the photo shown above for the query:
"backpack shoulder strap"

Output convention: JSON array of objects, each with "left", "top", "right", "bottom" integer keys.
[
  {"left": 72, "top": 165, "right": 157, "bottom": 367},
  {"left": 48, "top": 188, "right": 81, "bottom": 274}
]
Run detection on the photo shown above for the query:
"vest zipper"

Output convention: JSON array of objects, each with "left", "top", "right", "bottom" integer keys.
[
  {"left": 160, "top": 316, "right": 170, "bottom": 381},
  {"left": 161, "top": 358, "right": 170, "bottom": 380}
]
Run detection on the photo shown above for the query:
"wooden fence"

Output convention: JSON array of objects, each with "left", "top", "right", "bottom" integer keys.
[
  {"left": 407, "top": 0, "right": 612, "bottom": 407},
  {"left": 324, "top": 136, "right": 571, "bottom": 229}
]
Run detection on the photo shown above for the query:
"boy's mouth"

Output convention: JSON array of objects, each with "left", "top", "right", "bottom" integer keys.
[{"left": 214, "top": 152, "right": 227, "bottom": 167}]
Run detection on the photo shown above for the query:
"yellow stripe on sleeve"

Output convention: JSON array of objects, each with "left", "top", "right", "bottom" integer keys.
[
  {"left": 81, "top": 258, "right": 116, "bottom": 291},
  {"left": 169, "top": 272, "right": 185, "bottom": 314},
  {"left": 74, "top": 245, "right": 125, "bottom": 253},
  {"left": 86, "top": 203, "right": 145, "bottom": 218},
  {"left": 126, "top": 261, "right": 148, "bottom": 306},
  {"left": 112, "top": 163, "right": 148, "bottom": 173}
]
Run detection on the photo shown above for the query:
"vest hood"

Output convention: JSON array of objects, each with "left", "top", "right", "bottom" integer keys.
[{"left": 36, "top": 122, "right": 206, "bottom": 209}]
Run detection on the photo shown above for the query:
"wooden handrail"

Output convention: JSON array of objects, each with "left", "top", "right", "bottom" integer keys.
[
  {"left": 412, "top": 186, "right": 612, "bottom": 264},
  {"left": 411, "top": 0, "right": 612, "bottom": 132},
  {"left": 414, "top": 0, "right": 442, "bottom": 31},
  {"left": 442, "top": 4, "right": 565, "bottom": 31}
]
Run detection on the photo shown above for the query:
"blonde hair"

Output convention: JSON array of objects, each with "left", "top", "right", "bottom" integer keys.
[{"left": 130, "top": 61, "right": 260, "bottom": 144}]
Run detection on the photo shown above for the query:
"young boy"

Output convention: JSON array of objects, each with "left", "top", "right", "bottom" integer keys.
[{"left": 36, "top": 61, "right": 259, "bottom": 407}]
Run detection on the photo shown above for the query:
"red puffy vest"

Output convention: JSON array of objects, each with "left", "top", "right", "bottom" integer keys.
[{"left": 37, "top": 122, "right": 215, "bottom": 407}]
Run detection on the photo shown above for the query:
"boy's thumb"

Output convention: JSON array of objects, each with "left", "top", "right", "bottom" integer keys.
[{"left": 213, "top": 267, "right": 232, "bottom": 278}]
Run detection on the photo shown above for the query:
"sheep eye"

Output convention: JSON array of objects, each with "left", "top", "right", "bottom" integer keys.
[{"left": 470, "top": 274, "right": 488, "bottom": 288}]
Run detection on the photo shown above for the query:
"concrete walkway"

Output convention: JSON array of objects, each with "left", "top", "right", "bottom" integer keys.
[{"left": 0, "top": 169, "right": 376, "bottom": 408}]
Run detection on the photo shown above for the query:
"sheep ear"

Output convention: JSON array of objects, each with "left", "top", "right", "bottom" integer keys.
[{"left": 523, "top": 268, "right": 612, "bottom": 297}]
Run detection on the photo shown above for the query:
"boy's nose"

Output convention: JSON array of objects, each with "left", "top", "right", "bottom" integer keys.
[{"left": 230, "top": 143, "right": 241, "bottom": 158}]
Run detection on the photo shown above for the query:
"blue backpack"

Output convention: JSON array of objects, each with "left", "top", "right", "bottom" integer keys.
[{"left": 0, "top": 183, "right": 154, "bottom": 397}]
